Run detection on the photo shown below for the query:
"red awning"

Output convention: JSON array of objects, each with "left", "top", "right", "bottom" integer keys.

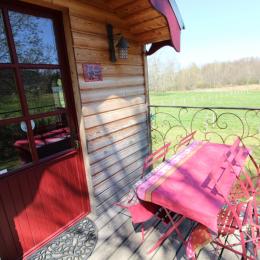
[{"left": 147, "top": 0, "right": 184, "bottom": 55}]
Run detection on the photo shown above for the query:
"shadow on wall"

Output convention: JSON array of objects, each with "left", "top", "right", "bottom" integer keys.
[{"left": 85, "top": 102, "right": 150, "bottom": 215}]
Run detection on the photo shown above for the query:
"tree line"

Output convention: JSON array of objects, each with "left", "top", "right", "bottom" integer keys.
[{"left": 148, "top": 57, "right": 260, "bottom": 91}]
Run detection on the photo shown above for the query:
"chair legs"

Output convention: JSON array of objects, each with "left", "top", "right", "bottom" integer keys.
[
  {"left": 212, "top": 232, "right": 260, "bottom": 260},
  {"left": 147, "top": 214, "right": 186, "bottom": 254},
  {"left": 141, "top": 223, "right": 145, "bottom": 243}
]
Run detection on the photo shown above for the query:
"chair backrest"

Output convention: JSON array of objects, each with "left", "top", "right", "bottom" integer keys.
[
  {"left": 209, "top": 138, "right": 250, "bottom": 194},
  {"left": 207, "top": 138, "right": 256, "bottom": 232},
  {"left": 175, "top": 131, "right": 196, "bottom": 153},
  {"left": 190, "top": 138, "right": 259, "bottom": 258},
  {"left": 239, "top": 138, "right": 260, "bottom": 183},
  {"left": 142, "top": 142, "right": 171, "bottom": 178}
]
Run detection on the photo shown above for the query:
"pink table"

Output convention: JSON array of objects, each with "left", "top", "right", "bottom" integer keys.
[{"left": 134, "top": 141, "right": 250, "bottom": 233}]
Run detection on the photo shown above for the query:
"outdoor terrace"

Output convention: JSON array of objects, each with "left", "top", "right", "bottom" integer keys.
[
  {"left": 89, "top": 206, "right": 260, "bottom": 259},
  {"left": 87, "top": 105, "right": 260, "bottom": 260}
]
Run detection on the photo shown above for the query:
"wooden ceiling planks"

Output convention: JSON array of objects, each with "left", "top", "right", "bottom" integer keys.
[
  {"left": 105, "top": 0, "right": 135, "bottom": 10},
  {"left": 27, "top": 0, "right": 173, "bottom": 44},
  {"left": 135, "top": 27, "right": 170, "bottom": 43},
  {"left": 80, "top": 0, "right": 171, "bottom": 44},
  {"left": 130, "top": 16, "right": 167, "bottom": 34},
  {"left": 107, "top": 0, "right": 170, "bottom": 44},
  {"left": 112, "top": 1, "right": 151, "bottom": 18}
]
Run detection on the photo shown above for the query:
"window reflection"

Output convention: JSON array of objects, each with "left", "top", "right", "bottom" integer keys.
[
  {"left": 33, "top": 114, "right": 72, "bottom": 159},
  {"left": 22, "top": 69, "right": 65, "bottom": 115},
  {"left": 0, "top": 123, "right": 32, "bottom": 174},
  {"left": 9, "top": 11, "right": 58, "bottom": 64},
  {"left": 0, "top": 10, "right": 11, "bottom": 63},
  {"left": 0, "top": 69, "right": 22, "bottom": 119}
]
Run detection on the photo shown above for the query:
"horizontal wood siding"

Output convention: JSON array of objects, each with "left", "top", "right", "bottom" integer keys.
[
  {"left": 23, "top": 0, "right": 149, "bottom": 217},
  {"left": 67, "top": 1, "right": 149, "bottom": 214}
]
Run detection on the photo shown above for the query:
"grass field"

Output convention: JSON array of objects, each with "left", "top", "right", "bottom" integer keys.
[
  {"left": 149, "top": 87, "right": 260, "bottom": 168},
  {"left": 150, "top": 88, "right": 260, "bottom": 108}
]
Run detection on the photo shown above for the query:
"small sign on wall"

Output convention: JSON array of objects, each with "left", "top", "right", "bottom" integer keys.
[{"left": 83, "top": 63, "right": 103, "bottom": 82}]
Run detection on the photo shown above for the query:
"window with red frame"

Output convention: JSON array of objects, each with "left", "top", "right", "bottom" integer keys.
[{"left": 0, "top": 7, "right": 76, "bottom": 175}]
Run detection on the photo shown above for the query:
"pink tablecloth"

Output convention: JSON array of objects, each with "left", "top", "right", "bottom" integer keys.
[{"left": 135, "top": 141, "right": 249, "bottom": 233}]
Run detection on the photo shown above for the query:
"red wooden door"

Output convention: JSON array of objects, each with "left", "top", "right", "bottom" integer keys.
[{"left": 0, "top": 2, "right": 90, "bottom": 259}]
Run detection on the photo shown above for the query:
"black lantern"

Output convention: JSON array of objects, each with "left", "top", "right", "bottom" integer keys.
[
  {"left": 117, "top": 36, "right": 129, "bottom": 59},
  {"left": 106, "top": 24, "right": 129, "bottom": 63}
]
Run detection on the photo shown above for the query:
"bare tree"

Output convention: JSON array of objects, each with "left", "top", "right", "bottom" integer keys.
[{"left": 148, "top": 56, "right": 260, "bottom": 91}]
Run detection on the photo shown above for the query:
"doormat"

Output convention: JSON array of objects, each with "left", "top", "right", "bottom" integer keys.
[{"left": 28, "top": 217, "right": 98, "bottom": 260}]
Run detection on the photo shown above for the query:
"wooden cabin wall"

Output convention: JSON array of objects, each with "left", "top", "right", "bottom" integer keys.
[{"left": 24, "top": 0, "right": 150, "bottom": 215}]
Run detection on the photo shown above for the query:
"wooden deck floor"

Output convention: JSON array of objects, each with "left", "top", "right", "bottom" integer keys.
[{"left": 88, "top": 208, "right": 239, "bottom": 260}]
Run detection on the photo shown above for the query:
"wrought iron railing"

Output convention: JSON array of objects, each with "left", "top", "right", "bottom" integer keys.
[{"left": 149, "top": 105, "right": 260, "bottom": 167}]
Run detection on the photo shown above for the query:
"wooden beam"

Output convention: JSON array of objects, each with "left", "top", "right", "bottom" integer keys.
[
  {"left": 53, "top": 0, "right": 128, "bottom": 26},
  {"left": 79, "top": 76, "right": 144, "bottom": 90},
  {"left": 83, "top": 104, "right": 147, "bottom": 128},
  {"left": 89, "top": 132, "right": 148, "bottom": 164},
  {"left": 113, "top": 0, "right": 151, "bottom": 18},
  {"left": 130, "top": 16, "right": 167, "bottom": 34},
  {"left": 74, "top": 48, "right": 143, "bottom": 65},
  {"left": 123, "top": 8, "right": 161, "bottom": 26},
  {"left": 91, "top": 140, "right": 148, "bottom": 176},
  {"left": 105, "top": 0, "right": 135, "bottom": 10},
  {"left": 72, "top": 32, "right": 142, "bottom": 54},
  {"left": 82, "top": 95, "right": 145, "bottom": 116},
  {"left": 92, "top": 147, "right": 148, "bottom": 185},
  {"left": 135, "top": 26, "right": 170, "bottom": 44},
  {"left": 80, "top": 85, "right": 145, "bottom": 103},
  {"left": 86, "top": 113, "right": 147, "bottom": 141},
  {"left": 76, "top": 63, "right": 143, "bottom": 77},
  {"left": 87, "top": 123, "right": 147, "bottom": 152}
]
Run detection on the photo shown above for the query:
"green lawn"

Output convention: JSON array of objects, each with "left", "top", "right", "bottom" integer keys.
[
  {"left": 150, "top": 90, "right": 260, "bottom": 108},
  {"left": 149, "top": 89, "right": 260, "bottom": 171}
]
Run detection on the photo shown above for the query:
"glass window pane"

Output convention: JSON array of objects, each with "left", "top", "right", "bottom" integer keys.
[
  {"left": 8, "top": 11, "right": 58, "bottom": 64},
  {"left": 22, "top": 69, "right": 66, "bottom": 115},
  {"left": 0, "top": 69, "right": 22, "bottom": 119},
  {"left": 0, "top": 123, "right": 32, "bottom": 174},
  {"left": 32, "top": 114, "right": 73, "bottom": 159},
  {"left": 0, "top": 10, "right": 11, "bottom": 63}
]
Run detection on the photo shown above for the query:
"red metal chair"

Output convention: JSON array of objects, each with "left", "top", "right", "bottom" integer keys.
[
  {"left": 141, "top": 133, "right": 197, "bottom": 249},
  {"left": 116, "top": 132, "right": 198, "bottom": 250},
  {"left": 186, "top": 138, "right": 260, "bottom": 259},
  {"left": 115, "top": 142, "right": 171, "bottom": 242},
  {"left": 116, "top": 132, "right": 196, "bottom": 242},
  {"left": 142, "top": 142, "right": 171, "bottom": 178},
  {"left": 144, "top": 132, "right": 197, "bottom": 253},
  {"left": 174, "top": 131, "right": 196, "bottom": 153}
]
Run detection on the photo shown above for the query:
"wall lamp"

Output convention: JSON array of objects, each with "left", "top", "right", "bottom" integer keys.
[{"left": 106, "top": 24, "right": 129, "bottom": 63}]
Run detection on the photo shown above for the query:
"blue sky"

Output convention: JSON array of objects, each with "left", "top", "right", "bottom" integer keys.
[{"left": 155, "top": 0, "right": 260, "bottom": 68}]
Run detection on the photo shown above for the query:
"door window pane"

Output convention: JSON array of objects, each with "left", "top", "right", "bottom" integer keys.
[
  {"left": 0, "top": 123, "right": 32, "bottom": 174},
  {"left": 9, "top": 11, "right": 58, "bottom": 64},
  {"left": 32, "top": 114, "right": 73, "bottom": 159},
  {"left": 0, "top": 10, "right": 11, "bottom": 63},
  {"left": 0, "top": 69, "right": 22, "bottom": 119},
  {"left": 22, "top": 69, "right": 65, "bottom": 114}
]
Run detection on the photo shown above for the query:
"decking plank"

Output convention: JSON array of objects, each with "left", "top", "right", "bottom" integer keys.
[
  {"left": 152, "top": 220, "right": 193, "bottom": 260},
  {"left": 88, "top": 215, "right": 137, "bottom": 259},
  {"left": 131, "top": 221, "right": 178, "bottom": 260},
  {"left": 89, "top": 209, "right": 247, "bottom": 260},
  {"left": 96, "top": 175, "right": 141, "bottom": 215},
  {"left": 109, "top": 217, "right": 161, "bottom": 259}
]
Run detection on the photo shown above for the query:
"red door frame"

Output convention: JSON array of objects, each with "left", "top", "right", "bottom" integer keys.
[
  {"left": 0, "top": 1, "right": 90, "bottom": 259},
  {"left": 0, "top": 0, "right": 80, "bottom": 167}
]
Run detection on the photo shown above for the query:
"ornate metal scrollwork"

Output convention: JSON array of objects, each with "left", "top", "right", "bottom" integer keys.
[{"left": 149, "top": 105, "right": 260, "bottom": 167}]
